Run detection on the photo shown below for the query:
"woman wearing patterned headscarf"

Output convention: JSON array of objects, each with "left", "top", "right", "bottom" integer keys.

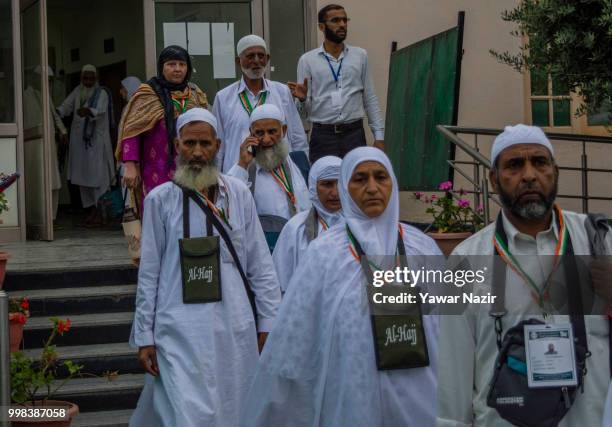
[{"left": 116, "top": 46, "right": 208, "bottom": 207}]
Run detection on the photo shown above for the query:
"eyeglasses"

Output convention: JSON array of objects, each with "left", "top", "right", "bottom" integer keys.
[{"left": 326, "top": 17, "right": 350, "bottom": 24}]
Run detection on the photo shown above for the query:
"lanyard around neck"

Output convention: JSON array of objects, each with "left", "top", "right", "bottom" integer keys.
[
  {"left": 270, "top": 163, "right": 296, "bottom": 207},
  {"left": 493, "top": 204, "right": 571, "bottom": 308},
  {"left": 324, "top": 54, "right": 343, "bottom": 86},
  {"left": 347, "top": 224, "right": 406, "bottom": 274},
  {"left": 239, "top": 89, "right": 267, "bottom": 115}
]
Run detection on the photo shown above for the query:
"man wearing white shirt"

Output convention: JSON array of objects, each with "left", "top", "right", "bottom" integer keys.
[
  {"left": 437, "top": 124, "right": 612, "bottom": 427},
  {"left": 214, "top": 35, "right": 308, "bottom": 173},
  {"left": 288, "top": 4, "right": 385, "bottom": 163}
]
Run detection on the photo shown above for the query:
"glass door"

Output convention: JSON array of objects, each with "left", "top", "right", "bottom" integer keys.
[{"left": 20, "top": 0, "right": 53, "bottom": 240}]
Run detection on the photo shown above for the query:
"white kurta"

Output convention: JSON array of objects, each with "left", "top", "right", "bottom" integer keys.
[
  {"left": 604, "top": 380, "right": 612, "bottom": 427},
  {"left": 213, "top": 77, "right": 308, "bottom": 173},
  {"left": 130, "top": 176, "right": 281, "bottom": 427},
  {"left": 437, "top": 210, "right": 612, "bottom": 427},
  {"left": 58, "top": 84, "right": 114, "bottom": 205},
  {"left": 240, "top": 222, "right": 442, "bottom": 427},
  {"left": 227, "top": 157, "right": 311, "bottom": 220}
]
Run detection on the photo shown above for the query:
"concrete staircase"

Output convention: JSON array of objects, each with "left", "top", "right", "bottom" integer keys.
[{"left": 5, "top": 266, "right": 143, "bottom": 427}]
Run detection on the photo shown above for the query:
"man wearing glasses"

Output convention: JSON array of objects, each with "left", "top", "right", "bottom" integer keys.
[{"left": 288, "top": 4, "right": 385, "bottom": 163}]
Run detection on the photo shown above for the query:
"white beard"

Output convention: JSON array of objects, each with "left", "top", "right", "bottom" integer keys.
[
  {"left": 173, "top": 157, "right": 219, "bottom": 191},
  {"left": 241, "top": 66, "right": 266, "bottom": 80},
  {"left": 255, "top": 138, "right": 290, "bottom": 171}
]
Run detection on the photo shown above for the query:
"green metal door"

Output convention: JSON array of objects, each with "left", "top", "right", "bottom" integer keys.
[{"left": 385, "top": 24, "right": 462, "bottom": 190}]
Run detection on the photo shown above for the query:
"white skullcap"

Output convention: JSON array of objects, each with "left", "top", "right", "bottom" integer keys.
[
  {"left": 250, "top": 104, "right": 285, "bottom": 125},
  {"left": 237, "top": 34, "right": 267, "bottom": 56},
  {"left": 81, "top": 64, "right": 97, "bottom": 74},
  {"left": 34, "top": 65, "right": 54, "bottom": 77},
  {"left": 176, "top": 108, "right": 218, "bottom": 136},
  {"left": 491, "top": 124, "right": 554, "bottom": 166}
]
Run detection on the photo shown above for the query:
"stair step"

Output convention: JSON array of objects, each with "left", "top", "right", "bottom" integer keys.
[
  {"left": 4, "top": 265, "right": 138, "bottom": 291},
  {"left": 23, "top": 312, "right": 133, "bottom": 348},
  {"left": 34, "top": 374, "right": 145, "bottom": 413},
  {"left": 72, "top": 409, "right": 133, "bottom": 427},
  {"left": 23, "top": 342, "right": 141, "bottom": 376},
  {"left": 8, "top": 285, "right": 137, "bottom": 316}
]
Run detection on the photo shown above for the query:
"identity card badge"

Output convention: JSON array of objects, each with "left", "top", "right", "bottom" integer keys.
[
  {"left": 331, "top": 89, "right": 342, "bottom": 109},
  {"left": 524, "top": 323, "right": 578, "bottom": 388}
]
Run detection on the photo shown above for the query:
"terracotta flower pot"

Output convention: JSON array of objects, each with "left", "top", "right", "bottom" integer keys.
[
  {"left": 0, "top": 251, "right": 8, "bottom": 289},
  {"left": 11, "top": 400, "right": 79, "bottom": 427},
  {"left": 9, "top": 315, "right": 25, "bottom": 352},
  {"left": 427, "top": 231, "right": 472, "bottom": 256}
]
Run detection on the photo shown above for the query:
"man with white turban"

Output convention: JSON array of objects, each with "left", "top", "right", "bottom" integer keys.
[
  {"left": 240, "top": 147, "right": 442, "bottom": 426},
  {"left": 58, "top": 64, "right": 114, "bottom": 225},
  {"left": 130, "top": 107, "right": 281, "bottom": 427},
  {"left": 213, "top": 34, "right": 308, "bottom": 173},
  {"left": 227, "top": 104, "right": 311, "bottom": 249},
  {"left": 272, "top": 155, "right": 343, "bottom": 293},
  {"left": 437, "top": 124, "right": 612, "bottom": 426}
]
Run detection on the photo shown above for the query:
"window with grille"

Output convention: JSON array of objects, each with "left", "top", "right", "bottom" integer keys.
[{"left": 529, "top": 70, "right": 571, "bottom": 128}]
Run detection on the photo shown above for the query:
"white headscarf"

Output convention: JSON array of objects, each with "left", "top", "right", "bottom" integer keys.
[
  {"left": 176, "top": 107, "right": 218, "bottom": 136},
  {"left": 121, "top": 76, "right": 142, "bottom": 101},
  {"left": 339, "top": 147, "right": 399, "bottom": 256},
  {"left": 309, "top": 156, "right": 342, "bottom": 227},
  {"left": 491, "top": 124, "right": 553, "bottom": 166}
]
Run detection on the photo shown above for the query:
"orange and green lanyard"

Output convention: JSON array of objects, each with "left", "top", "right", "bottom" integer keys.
[
  {"left": 347, "top": 224, "right": 405, "bottom": 270},
  {"left": 271, "top": 163, "right": 296, "bottom": 207},
  {"left": 172, "top": 88, "right": 191, "bottom": 114},
  {"left": 318, "top": 215, "right": 329, "bottom": 231},
  {"left": 493, "top": 204, "right": 569, "bottom": 309},
  {"left": 239, "top": 90, "right": 267, "bottom": 115},
  {"left": 195, "top": 188, "right": 231, "bottom": 230}
]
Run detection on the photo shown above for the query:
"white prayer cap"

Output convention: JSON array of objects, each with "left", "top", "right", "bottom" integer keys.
[
  {"left": 121, "top": 76, "right": 142, "bottom": 101},
  {"left": 491, "top": 124, "right": 554, "bottom": 166},
  {"left": 176, "top": 107, "right": 218, "bottom": 137},
  {"left": 339, "top": 147, "right": 399, "bottom": 257},
  {"left": 34, "top": 65, "right": 54, "bottom": 77},
  {"left": 81, "top": 64, "right": 97, "bottom": 74},
  {"left": 309, "top": 156, "right": 342, "bottom": 223},
  {"left": 250, "top": 104, "right": 285, "bottom": 125},
  {"left": 237, "top": 34, "right": 267, "bottom": 56}
]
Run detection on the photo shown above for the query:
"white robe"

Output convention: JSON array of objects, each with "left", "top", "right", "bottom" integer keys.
[
  {"left": 240, "top": 222, "right": 442, "bottom": 427},
  {"left": 58, "top": 84, "right": 114, "bottom": 203},
  {"left": 604, "top": 380, "right": 612, "bottom": 427},
  {"left": 227, "top": 157, "right": 311, "bottom": 220},
  {"left": 437, "top": 210, "right": 612, "bottom": 427},
  {"left": 130, "top": 176, "right": 281, "bottom": 427}
]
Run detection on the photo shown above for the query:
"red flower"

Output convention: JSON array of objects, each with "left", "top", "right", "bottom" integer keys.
[
  {"left": 20, "top": 298, "right": 29, "bottom": 311},
  {"left": 57, "top": 319, "right": 71, "bottom": 334}
]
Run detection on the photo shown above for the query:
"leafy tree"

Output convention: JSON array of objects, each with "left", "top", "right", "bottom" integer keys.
[{"left": 491, "top": 0, "right": 612, "bottom": 118}]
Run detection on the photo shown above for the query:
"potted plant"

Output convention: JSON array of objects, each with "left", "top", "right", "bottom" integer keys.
[
  {"left": 9, "top": 297, "right": 30, "bottom": 352},
  {"left": 414, "top": 181, "right": 484, "bottom": 256},
  {"left": 10, "top": 317, "right": 81, "bottom": 427},
  {"left": 0, "top": 172, "right": 20, "bottom": 289}
]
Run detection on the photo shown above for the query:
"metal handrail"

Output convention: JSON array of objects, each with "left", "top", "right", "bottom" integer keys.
[
  {"left": 0, "top": 290, "right": 9, "bottom": 426},
  {"left": 436, "top": 125, "right": 612, "bottom": 223}
]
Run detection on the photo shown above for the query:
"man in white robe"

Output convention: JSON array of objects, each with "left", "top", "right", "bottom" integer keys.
[
  {"left": 241, "top": 147, "right": 442, "bottom": 426},
  {"left": 437, "top": 124, "right": 612, "bottom": 427},
  {"left": 272, "top": 155, "right": 343, "bottom": 293},
  {"left": 58, "top": 64, "right": 114, "bottom": 224},
  {"left": 213, "top": 34, "right": 308, "bottom": 173},
  {"left": 130, "top": 108, "right": 281, "bottom": 427}
]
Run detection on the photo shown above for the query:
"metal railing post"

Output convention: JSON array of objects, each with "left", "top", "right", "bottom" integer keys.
[
  {"left": 0, "top": 290, "right": 10, "bottom": 427},
  {"left": 581, "top": 141, "right": 589, "bottom": 213},
  {"left": 473, "top": 134, "right": 481, "bottom": 210},
  {"left": 483, "top": 178, "right": 491, "bottom": 225}
]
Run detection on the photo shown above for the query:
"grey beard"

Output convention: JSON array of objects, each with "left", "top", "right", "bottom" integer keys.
[
  {"left": 497, "top": 177, "right": 557, "bottom": 220},
  {"left": 173, "top": 157, "right": 219, "bottom": 191},
  {"left": 255, "top": 138, "right": 290, "bottom": 171},
  {"left": 241, "top": 66, "right": 265, "bottom": 80}
]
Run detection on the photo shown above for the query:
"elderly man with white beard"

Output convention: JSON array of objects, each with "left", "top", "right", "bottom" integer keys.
[
  {"left": 227, "top": 104, "right": 311, "bottom": 250},
  {"left": 213, "top": 34, "right": 308, "bottom": 173},
  {"left": 129, "top": 107, "right": 281, "bottom": 427}
]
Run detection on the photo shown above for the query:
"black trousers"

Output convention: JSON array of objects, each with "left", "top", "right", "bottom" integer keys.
[{"left": 308, "top": 124, "right": 367, "bottom": 164}]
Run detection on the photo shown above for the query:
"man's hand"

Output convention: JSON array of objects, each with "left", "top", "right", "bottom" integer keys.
[
  {"left": 238, "top": 136, "right": 259, "bottom": 169},
  {"left": 287, "top": 78, "right": 308, "bottom": 102},
  {"left": 257, "top": 332, "right": 269, "bottom": 353},
  {"left": 122, "top": 161, "right": 141, "bottom": 189},
  {"left": 373, "top": 140, "right": 385, "bottom": 151},
  {"left": 138, "top": 345, "right": 159, "bottom": 377},
  {"left": 591, "top": 258, "right": 612, "bottom": 306},
  {"left": 77, "top": 107, "right": 92, "bottom": 118}
]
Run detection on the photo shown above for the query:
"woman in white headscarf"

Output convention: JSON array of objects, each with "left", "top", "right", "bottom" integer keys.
[
  {"left": 272, "top": 156, "right": 343, "bottom": 293},
  {"left": 241, "top": 147, "right": 442, "bottom": 427}
]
